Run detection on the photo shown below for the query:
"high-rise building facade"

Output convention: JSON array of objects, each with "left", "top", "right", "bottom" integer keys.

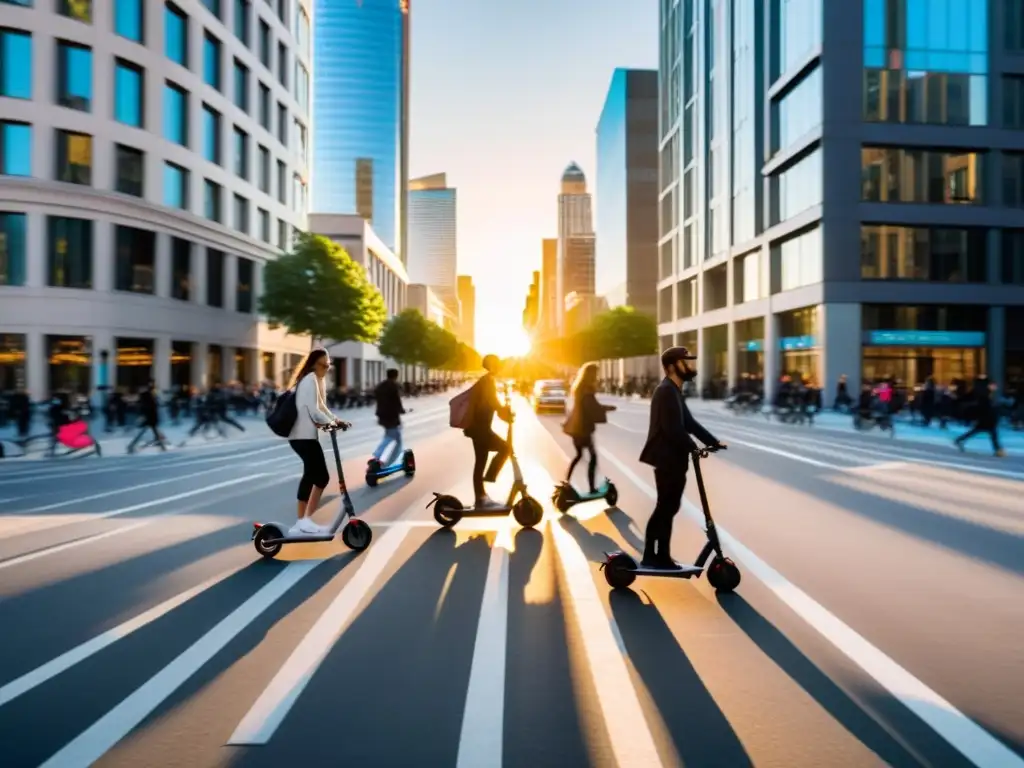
[
  {"left": 522, "top": 270, "right": 540, "bottom": 335},
  {"left": 407, "top": 173, "right": 457, "bottom": 310},
  {"left": 456, "top": 274, "right": 475, "bottom": 349},
  {"left": 311, "top": 0, "right": 409, "bottom": 259},
  {"left": 537, "top": 238, "right": 559, "bottom": 339},
  {"left": 596, "top": 68, "right": 659, "bottom": 318},
  {"left": 0, "top": 0, "right": 313, "bottom": 400},
  {"left": 556, "top": 163, "right": 596, "bottom": 331},
  {"left": 657, "top": 0, "right": 1024, "bottom": 399}
]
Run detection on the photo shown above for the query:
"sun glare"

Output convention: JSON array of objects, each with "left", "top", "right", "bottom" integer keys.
[{"left": 480, "top": 321, "right": 532, "bottom": 359}]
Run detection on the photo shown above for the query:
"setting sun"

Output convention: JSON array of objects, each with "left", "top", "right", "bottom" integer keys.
[{"left": 477, "top": 319, "right": 532, "bottom": 358}]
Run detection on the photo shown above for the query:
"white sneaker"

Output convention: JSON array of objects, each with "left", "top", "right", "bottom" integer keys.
[{"left": 290, "top": 517, "right": 322, "bottom": 535}]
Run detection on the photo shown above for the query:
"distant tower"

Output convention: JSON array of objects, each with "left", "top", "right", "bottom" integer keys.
[{"left": 556, "top": 162, "right": 595, "bottom": 331}]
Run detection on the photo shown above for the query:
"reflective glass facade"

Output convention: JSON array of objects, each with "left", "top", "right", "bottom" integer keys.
[
  {"left": 114, "top": 60, "right": 143, "bottom": 127},
  {"left": 311, "top": 0, "right": 404, "bottom": 252},
  {"left": 114, "top": 0, "right": 144, "bottom": 43},
  {"left": 1, "top": 29, "right": 32, "bottom": 100}
]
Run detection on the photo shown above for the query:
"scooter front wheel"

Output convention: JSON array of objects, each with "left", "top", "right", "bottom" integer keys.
[
  {"left": 253, "top": 525, "right": 283, "bottom": 559},
  {"left": 706, "top": 556, "right": 741, "bottom": 592},
  {"left": 341, "top": 519, "right": 372, "bottom": 551},
  {"left": 513, "top": 496, "right": 544, "bottom": 528},
  {"left": 604, "top": 482, "right": 618, "bottom": 507},
  {"left": 603, "top": 553, "right": 637, "bottom": 589}
]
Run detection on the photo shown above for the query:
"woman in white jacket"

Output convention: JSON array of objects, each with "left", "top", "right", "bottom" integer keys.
[{"left": 287, "top": 348, "right": 345, "bottom": 534}]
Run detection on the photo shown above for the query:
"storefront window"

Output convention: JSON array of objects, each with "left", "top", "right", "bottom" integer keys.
[
  {"left": 862, "top": 346, "right": 985, "bottom": 385},
  {"left": 208, "top": 344, "right": 223, "bottom": 386},
  {"left": 116, "top": 337, "right": 153, "bottom": 391},
  {"left": 171, "top": 341, "right": 192, "bottom": 388},
  {"left": 261, "top": 351, "right": 275, "bottom": 382},
  {"left": 0, "top": 333, "right": 26, "bottom": 391},
  {"left": 47, "top": 335, "right": 92, "bottom": 396}
]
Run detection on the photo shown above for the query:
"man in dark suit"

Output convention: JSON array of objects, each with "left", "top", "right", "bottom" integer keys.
[{"left": 639, "top": 346, "right": 724, "bottom": 569}]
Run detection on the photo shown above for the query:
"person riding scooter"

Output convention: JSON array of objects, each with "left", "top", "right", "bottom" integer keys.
[
  {"left": 464, "top": 354, "right": 512, "bottom": 509},
  {"left": 370, "top": 368, "right": 406, "bottom": 467},
  {"left": 638, "top": 346, "right": 725, "bottom": 569},
  {"left": 562, "top": 361, "right": 616, "bottom": 494}
]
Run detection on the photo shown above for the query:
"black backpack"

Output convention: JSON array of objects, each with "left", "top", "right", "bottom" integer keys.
[{"left": 266, "top": 389, "right": 298, "bottom": 437}]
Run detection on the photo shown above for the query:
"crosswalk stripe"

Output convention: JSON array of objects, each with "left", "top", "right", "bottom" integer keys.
[{"left": 39, "top": 559, "right": 323, "bottom": 768}]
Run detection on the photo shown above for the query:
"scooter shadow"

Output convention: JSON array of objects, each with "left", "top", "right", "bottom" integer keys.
[
  {"left": 604, "top": 508, "right": 646, "bottom": 553},
  {"left": 557, "top": 514, "right": 623, "bottom": 564},
  {"left": 714, "top": 592, "right": 922, "bottom": 766}
]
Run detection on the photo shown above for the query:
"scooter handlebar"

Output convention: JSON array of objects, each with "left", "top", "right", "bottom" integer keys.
[
  {"left": 320, "top": 421, "right": 351, "bottom": 433},
  {"left": 692, "top": 444, "right": 726, "bottom": 459}
]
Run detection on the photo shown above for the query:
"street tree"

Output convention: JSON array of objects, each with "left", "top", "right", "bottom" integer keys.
[
  {"left": 258, "top": 232, "right": 387, "bottom": 344},
  {"left": 377, "top": 308, "right": 431, "bottom": 366},
  {"left": 588, "top": 307, "right": 658, "bottom": 359},
  {"left": 422, "top": 324, "right": 461, "bottom": 370}
]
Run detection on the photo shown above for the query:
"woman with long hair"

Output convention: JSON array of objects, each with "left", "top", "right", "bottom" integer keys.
[
  {"left": 286, "top": 348, "right": 345, "bottom": 534},
  {"left": 562, "top": 362, "right": 616, "bottom": 493}
]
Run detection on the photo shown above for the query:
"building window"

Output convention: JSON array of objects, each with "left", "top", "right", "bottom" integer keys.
[
  {"left": 293, "top": 118, "right": 307, "bottom": 165},
  {"left": 258, "top": 83, "right": 271, "bottom": 129},
  {"left": 276, "top": 159, "right": 286, "bottom": 204},
  {"left": 204, "top": 179, "right": 223, "bottom": 222},
  {"left": 164, "top": 161, "right": 189, "bottom": 209},
  {"left": 165, "top": 2, "right": 188, "bottom": 66},
  {"left": 258, "top": 19, "right": 271, "bottom": 67},
  {"left": 864, "top": 70, "right": 986, "bottom": 127},
  {"left": 861, "top": 147, "right": 983, "bottom": 204},
  {"left": 771, "top": 148, "right": 822, "bottom": 224},
  {"left": 0, "top": 29, "right": 32, "bottom": 100},
  {"left": 203, "top": 104, "right": 221, "bottom": 163},
  {"left": 777, "top": 0, "right": 821, "bottom": 79},
  {"left": 202, "top": 0, "right": 220, "bottom": 19},
  {"left": 236, "top": 257, "right": 253, "bottom": 312},
  {"left": 47, "top": 216, "right": 93, "bottom": 289},
  {"left": 258, "top": 145, "right": 270, "bottom": 192},
  {"left": 233, "top": 126, "right": 249, "bottom": 179},
  {"left": 170, "top": 237, "right": 191, "bottom": 300},
  {"left": 772, "top": 67, "right": 821, "bottom": 155},
  {"left": 57, "top": 41, "right": 92, "bottom": 111},
  {"left": 234, "top": 0, "right": 250, "bottom": 45},
  {"left": 0, "top": 212, "right": 27, "bottom": 287},
  {"left": 203, "top": 32, "right": 221, "bottom": 90},
  {"left": 0, "top": 121, "right": 31, "bottom": 176},
  {"left": 233, "top": 193, "right": 249, "bottom": 234},
  {"left": 1002, "top": 230, "right": 1024, "bottom": 284},
  {"left": 277, "top": 41, "right": 287, "bottom": 86},
  {"left": 163, "top": 82, "right": 189, "bottom": 146},
  {"left": 206, "top": 248, "right": 224, "bottom": 307},
  {"left": 277, "top": 0, "right": 287, "bottom": 24},
  {"left": 55, "top": 130, "right": 92, "bottom": 185},
  {"left": 233, "top": 58, "right": 250, "bottom": 112},
  {"left": 114, "top": 59, "right": 144, "bottom": 127},
  {"left": 861, "top": 224, "right": 987, "bottom": 282},
  {"left": 114, "top": 0, "right": 144, "bottom": 43},
  {"left": 114, "top": 143, "right": 144, "bottom": 197},
  {"left": 356, "top": 158, "right": 373, "bottom": 220},
  {"left": 277, "top": 218, "right": 287, "bottom": 250},
  {"left": 296, "top": 5, "right": 310, "bottom": 56},
  {"left": 773, "top": 226, "right": 822, "bottom": 293},
  {"left": 292, "top": 174, "right": 306, "bottom": 214},
  {"left": 1002, "top": 153, "right": 1024, "bottom": 208},
  {"left": 294, "top": 61, "right": 308, "bottom": 113},
  {"left": 58, "top": 0, "right": 91, "bottom": 23},
  {"left": 258, "top": 208, "right": 270, "bottom": 242},
  {"left": 277, "top": 102, "right": 287, "bottom": 145},
  {"left": 114, "top": 225, "right": 156, "bottom": 294}
]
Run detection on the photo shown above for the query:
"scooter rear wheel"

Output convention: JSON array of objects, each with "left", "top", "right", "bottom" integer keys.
[
  {"left": 513, "top": 496, "right": 544, "bottom": 528},
  {"left": 604, "top": 482, "right": 618, "bottom": 507},
  {"left": 432, "top": 495, "right": 463, "bottom": 527},
  {"left": 365, "top": 472, "right": 379, "bottom": 487},
  {"left": 253, "top": 526, "right": 283, "bottom": 559},
  {"left": 604, "top": 553, "right": 637, "bottom": 589},
  {"left": 706, "top": 556, "right": 741, "bottom": 592},
  {"left": 341, "top": 519, "right": 372, "bottom": 551},
  {"left": 551, "top": 485, "right": 570, "bottom": 513}
]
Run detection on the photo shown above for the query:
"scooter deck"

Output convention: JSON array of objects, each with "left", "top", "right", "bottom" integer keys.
[
  {"left": 369, "top": 462, "right": 406, "bottom": 477},
  {"left": 449, "top": 506, "right": 513, "bottom": 517},
  {"left": 603, "top": 551, "right": 704, "bottom": 578},
  {"left": 259, "top": 532, "right": 340, "bottom": 544}
]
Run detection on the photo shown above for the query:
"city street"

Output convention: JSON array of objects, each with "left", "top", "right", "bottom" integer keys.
[{"left": 0, "top": 394, "right": 1022, "bottom": 767}]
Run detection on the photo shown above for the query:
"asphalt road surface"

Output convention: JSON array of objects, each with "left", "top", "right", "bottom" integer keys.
[{"left": 0, "top": 393, "right": 1022, "bottom": 768}]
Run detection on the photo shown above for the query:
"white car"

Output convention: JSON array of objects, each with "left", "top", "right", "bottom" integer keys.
[{"left": 532, "top": 380, "right": 567, "bottom": 414}]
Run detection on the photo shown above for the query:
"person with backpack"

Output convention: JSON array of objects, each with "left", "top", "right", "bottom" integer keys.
[
  {"left": 267, "top": 348, "right": 349, "bottom": 535},
  {"left": 451, "top": 354, "right": 512, "bottom": 509}
]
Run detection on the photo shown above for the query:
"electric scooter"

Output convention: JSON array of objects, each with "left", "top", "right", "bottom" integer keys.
[
  {"left": 251, "top": 422, "right": 372, "bottom": 558},
  {"left": 600, "top": 445, "right": 740, "bottom": 592},
  {"left": 426, "top": 395, "right": 544, "bottom": 529},
  {"left": 552, "top": 477, "right": 618, "bottom": 512},
  {"left": 365, "top": 449, "right": 416, "bottom": 487}
]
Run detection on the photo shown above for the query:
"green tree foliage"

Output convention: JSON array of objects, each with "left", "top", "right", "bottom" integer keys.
[
  {"left": 422, "top": 324, "right": 461, "bottom": 369},
  {"left": 258, "top": 232, "right": 387, "bottom": 343},
  {"left": 588, "top": 307, "right": 658, "bottom": 359},
  {"left": 377, "top": 308, "right": 432, "bottom": 365}
]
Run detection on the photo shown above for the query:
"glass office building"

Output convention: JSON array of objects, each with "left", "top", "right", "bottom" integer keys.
[
  {"left": 311, "top": 0, "right": 409, "bottom": 257},
  {"left": 657, "top": 0, "right": 1024, "bottom": 400}
]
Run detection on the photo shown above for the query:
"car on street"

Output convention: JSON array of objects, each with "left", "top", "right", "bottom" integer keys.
[{"left": 532, "top": 379, "right": 567, "bottom": 413}]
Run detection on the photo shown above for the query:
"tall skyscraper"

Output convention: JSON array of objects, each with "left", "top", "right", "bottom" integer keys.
[
  {"left": 556, "top": 163, "right": 596, "bottom": 331},
  {"left": 456, "top": 275, "right": 476, "bottom": 349},
  {"left": 538, "top": 238, "right": 559, "bottom": 339},
  {"left": 311, "top": 0, "right": 410, "bottom": 259},
  {"left": 657, "top": 0, "right": 1024, "bottom": 399},
  {"left": 522, "top": 271, "right": 540, "bottom": 335},
  {"left": 407, "top": 173, "right": 457, "bottom": 311},
  {"left": 596, "top": 68, "right": 658, "bottom": 318}
]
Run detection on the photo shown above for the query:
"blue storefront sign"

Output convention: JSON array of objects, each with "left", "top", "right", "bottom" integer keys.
[
  {"left": 742, "top": 340, "right": 764, "bottom": 352},
  {"left": 739, "top": 336, "right": 817, "bottom": 352},
  {"left": 864, "top": 330, "right": 986, "bottom": 347}
]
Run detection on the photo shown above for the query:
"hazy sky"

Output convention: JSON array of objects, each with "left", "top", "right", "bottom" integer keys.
[{"left": 408, "top": 0, "right": 657, "bottom": 353}]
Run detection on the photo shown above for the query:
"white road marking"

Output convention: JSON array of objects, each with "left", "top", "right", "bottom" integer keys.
[
  {"left": 456, "top": 537, "right": 511, "bottom": 768},
  {"left": 39, "top": 559, "right": 323, "bottom": 768},
  {"left": 713, "top": 434, "right": 848, "bottom": 469},
  {"left": 227, "top": 524, "right": 411, "bottom": 745},
  {"left": 844, "top": 461, "right": 910, "bottom": 474},
  {"left": 0, "top": 565, "right": 244, "bottom": 706},
  {"left": 0, "top": 474, "right": 268, "bottom": 571},
  {"left": 596, "top": 446, "right": 1024, "bottom": 768}
]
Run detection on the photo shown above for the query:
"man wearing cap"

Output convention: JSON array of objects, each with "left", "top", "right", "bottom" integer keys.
[{"left": 639, "top": 346, "right": 725, "bottom": 569}]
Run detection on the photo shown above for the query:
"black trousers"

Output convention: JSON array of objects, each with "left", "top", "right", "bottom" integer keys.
[
  {"left": 567, "top": 435, "right": 597, "bottom": 490},
  {"left": 644, "top": 466, "right": 687, "bottom": 560},
  {"left": 956, "top": 421, "right": 1001, "bottom": 452},
  {"left": 471, "top": 431, "right": 509, "bottom": 500},
  {"left": 289, "top": 438, "right": 329, "bottom": 502}
]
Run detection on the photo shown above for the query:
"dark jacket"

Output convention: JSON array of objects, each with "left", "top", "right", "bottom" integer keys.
[
  {"left": 464, "top": 373, "right": 509, "bottom": 438},
  {"left": 563, "top": 388, "right": 612, "bottom": 438},
  {"left": 374, "top": 379, "right": 405, "bottom": 429},
  {"left": 138, "top": 389, "right": 159, "bottom": 427},
  {"left": 639, "top": 377, "right": 718, "bottom": 469}
]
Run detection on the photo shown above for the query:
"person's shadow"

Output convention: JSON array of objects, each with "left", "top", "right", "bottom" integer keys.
[
  {"left": 605, "top": 508, "right": 646, "bottom": 553},
  {"left": 609, "top": 590, "right": 753, "bottom": 766},
  {"left": 558, "top": 513, "right": 621, "bottom": 563}
]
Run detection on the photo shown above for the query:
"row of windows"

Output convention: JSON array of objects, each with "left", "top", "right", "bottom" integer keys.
[
  {"left": 772, "top": 67, "right": 821, "bottom": 155},
  {"left": 863, "top": 69, "right": 986, "bottom": 127},
  {"left": 0, "top": 211, "right": 258, "bottom": 312},
  {"left": 864, "top": 0, "right": 988, "bottom": 65},
  {"left": 771, "top": 148, "right": 822, "bottom": 225},
  {"left": 774, "top": 226, "right": 823, "bottom": 293},
  {"left": 861, "top": 147, "right": 981, "bottom": 204},
  {"left": 776, "top": 0, "right": 821, "bottom": 79},
  {"left": 0, "top": 121, "right": 302, "bottom": 247},
  {"left": 860, "top": 224, "right": 987, "bottom": 282}
]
